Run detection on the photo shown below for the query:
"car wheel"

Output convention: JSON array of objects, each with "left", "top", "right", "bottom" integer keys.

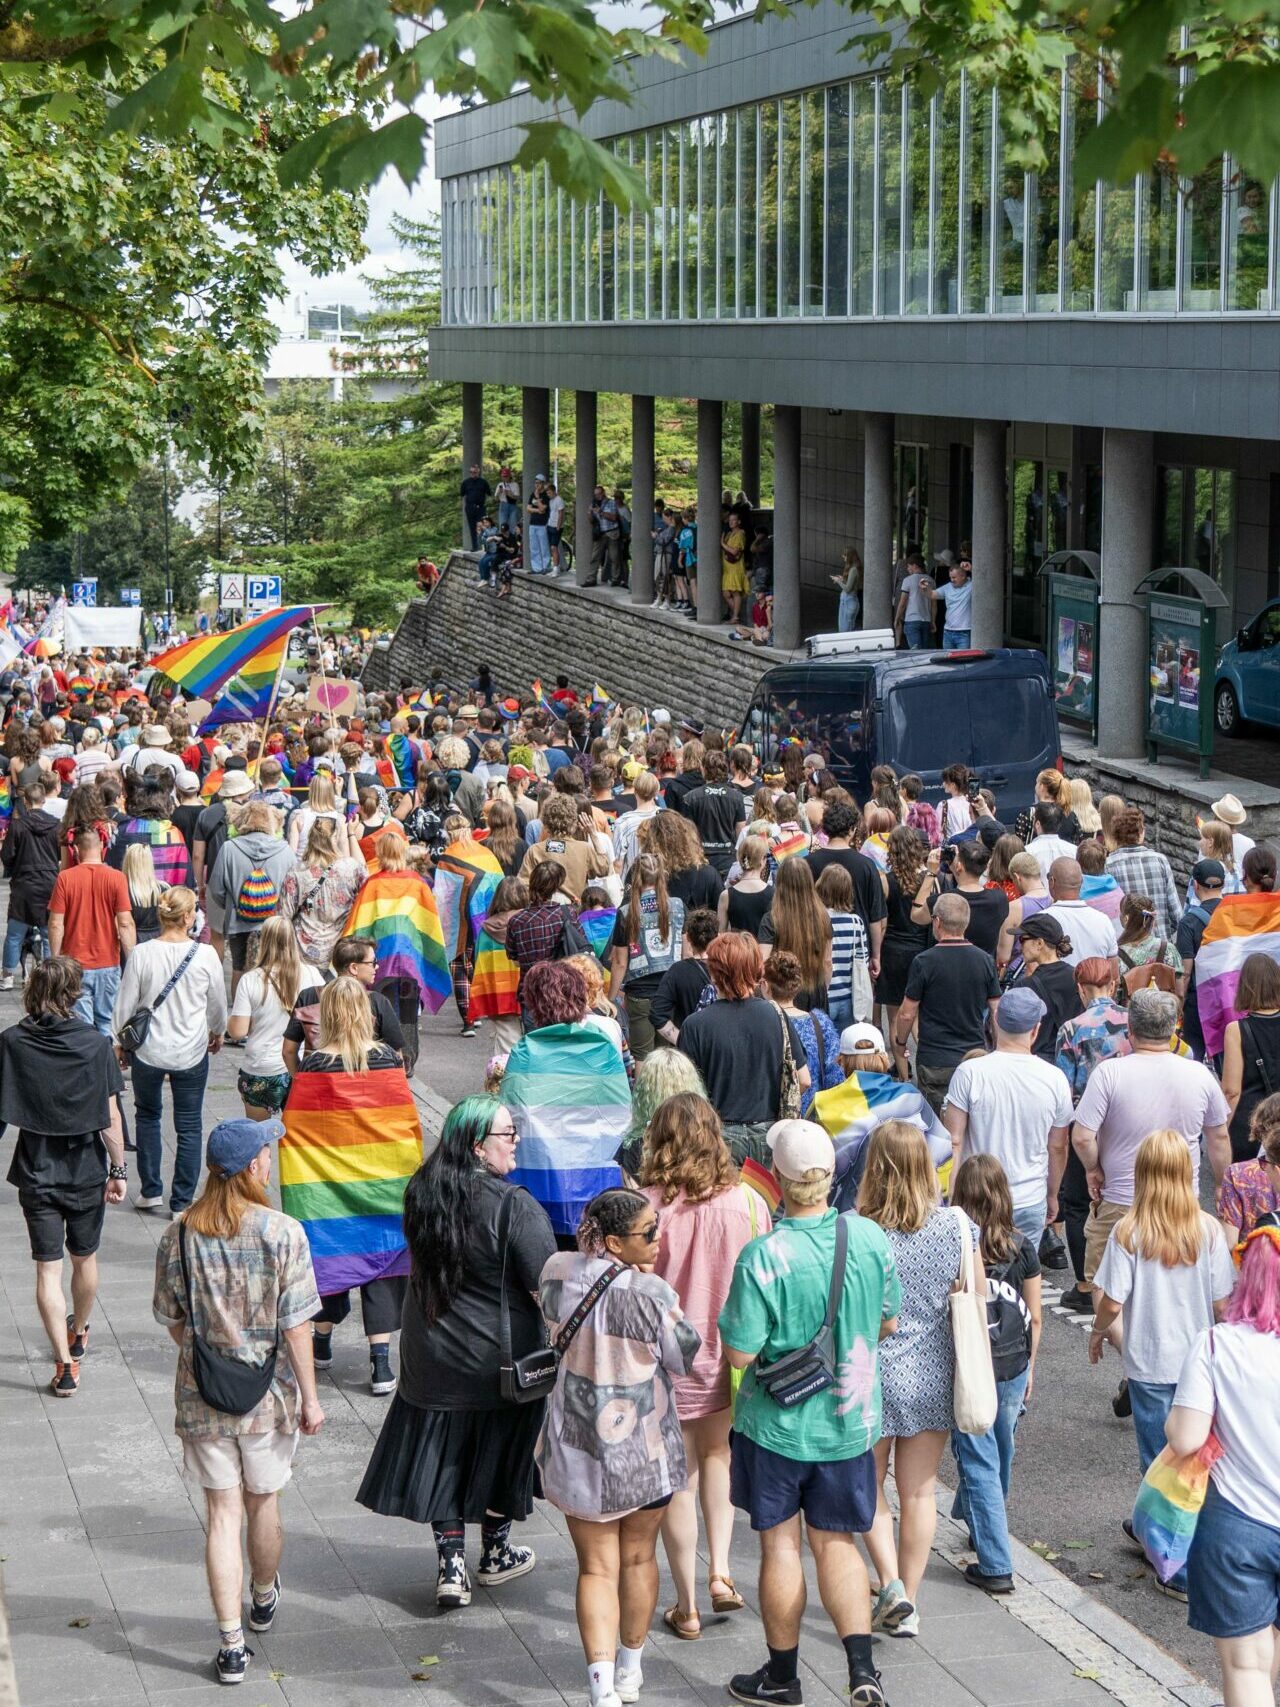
[{"left": 1215, "top": 681, "right": 1243, "bottom": 737}]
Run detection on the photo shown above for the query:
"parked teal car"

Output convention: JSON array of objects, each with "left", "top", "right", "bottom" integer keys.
[{"left": 1214, "top": 602, "right": 1280, "bottom": 736}]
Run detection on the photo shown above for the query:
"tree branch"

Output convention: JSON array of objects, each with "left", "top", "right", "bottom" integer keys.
[{"left": 1, "top": 286, "right": 159, "bottom": 382}]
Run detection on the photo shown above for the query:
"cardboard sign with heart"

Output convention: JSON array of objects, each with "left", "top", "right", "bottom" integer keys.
[{"left": 307, "top": 674, "right": 358, "bottom": 718}]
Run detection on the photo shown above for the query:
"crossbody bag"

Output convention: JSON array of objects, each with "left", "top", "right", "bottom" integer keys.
[
  {"left": 755, "top": 1212, "right": 849, "bottom": 1408},
  {"left": 178, "top": 1222, "right": 279, "bottom": 1415},
  {"left": 497, "top": 1189, "right": 621, "bottom": 1403},
  {"left": 117, "top": 945, "right": 198, "bottom": 1056}
]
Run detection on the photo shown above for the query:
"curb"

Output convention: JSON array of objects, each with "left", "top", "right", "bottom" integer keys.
[{"left": 0, "top": 1569, "right": 17, "bottom": 1707}]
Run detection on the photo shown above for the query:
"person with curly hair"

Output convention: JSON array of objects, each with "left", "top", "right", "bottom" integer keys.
[
  {"left": 877, "top": 826, "right": 932, "bottom": 1078},
  {"left": 638, "top": 807, "right": 722, "bottom": 911}
]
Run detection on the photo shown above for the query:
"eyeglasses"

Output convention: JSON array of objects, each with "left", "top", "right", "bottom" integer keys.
[{"left": 487, "top": 1126, "right": 518, "bottom": 1141}]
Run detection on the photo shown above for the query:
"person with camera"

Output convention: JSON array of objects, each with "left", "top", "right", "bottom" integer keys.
[{"left": 719, "top": 1120, "right": 900, "bottom": 1707}]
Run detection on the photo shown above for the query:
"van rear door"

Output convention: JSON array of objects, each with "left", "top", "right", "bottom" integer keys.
[{"left": 879, "top": 676, "right": 974, "bottom": 805}]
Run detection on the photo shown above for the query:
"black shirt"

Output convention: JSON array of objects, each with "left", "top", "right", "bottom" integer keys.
[
  {"left": 678, "top": 997, "right": 806, "bottom": 1124},
  {"left": 1014, "top": 959, "right": 1084, "bottom": 1063},
  {"left": 1177, "top": 897, "right": 1221, "bottom": 1048},
  {"left": 664, "top": 773, "right": 704, "bottom": 815},
  {"left": 808, "top": 846, "right": 888, "bottom": 930},
  {"left": 284, "top": 975, "right": 406, "bottom": 1055},
  {"left": 904, "top": 941, "right": 1001, "bottom": 1067},
  {"left": 460, "top": 475, "right": 492, "bottom": 513},
  {"left": 649, "top": 958, "right": 714, "bottom": 1035},
  {"left": 927, "top": 884, "right": 1009, "bottom": 960},
  {"left": 681, "top": 784, "right": 747, "bottom": 875},
  {"left": 2, "top": 1015, "right": 125, "bottom": 1195},
  {"left": 668, "top": 864, "right": 723, "bottom": 911},
  {"left": 171, "top": 803, "right": 202, "bottom": 857},
  {"left": 727, "top": 881, "right": 774, "bottom": 938}
]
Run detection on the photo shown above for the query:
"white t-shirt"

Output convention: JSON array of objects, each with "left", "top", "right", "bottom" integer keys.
[
  {"left": 938, "top": 579, "right": 973, "bottom": 631},
  {"left": 1175, "top": 1322, "right": 1280, "bottom": 1527},
  {"left": 1073, "top": 1053, "right": 1231, "bottom": 1204},
  {"left": 230, "top": 964, "right": 323, "bottom": 1076},
  {"left": 945, "top": 1050, "right": 1074, "bottom": 1207},
  {"left": 1094, "top": 1214, "right": 1235, "bottom": 1384},
  {"left": 1043, "top": 899, "right": 1120, "bottom": 967},
  {"left": 548, "top": 494, "right": 566, "bottom": 529},
  {"left": 127, "top": 746, "right": 184, "bottom": 780},
  {"left": 1026, "top": 833, "right": 1078, "bottom": 885}
]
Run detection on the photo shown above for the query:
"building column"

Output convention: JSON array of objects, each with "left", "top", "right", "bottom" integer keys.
[
  {"left": 1097, "top": 428, "right": 1154, "bottom": 758},
  {"left": 773, "top": 405, "right": 802, "bottom": 652},
  {"left": 520, "top": 386, "right": 550, "bottom": 572},
  {"left": 741, "top": 403, "right": 762, "bottom": 506},
  {"left": 696, "top": 399, "right": 723, "bottom": 625},
  {"left": 574, "top": 390, "right": 597, "bottom": 586},
  {"left": 631, "top": 395, "right": 656, "bottom": 605},
  {"left": 862, "top": 412, "right": 894, "bottom": 629},
  {"left": 461, "top": 381, "right": 484, "bottom": 549},
  {"left": 971, "top": 419, "right": 1007, "bottom": 649}
]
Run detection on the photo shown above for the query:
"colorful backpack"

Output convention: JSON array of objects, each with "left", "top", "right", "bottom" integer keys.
[{"left": 235, "top": 865, "right": 280, "bottom": 923}]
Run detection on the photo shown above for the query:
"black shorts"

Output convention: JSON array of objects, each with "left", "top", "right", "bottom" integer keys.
[
  {"left": 729, "top": 1430, "right": 877, "bottom": 1533},
  {"left": 229, "top": 929, "right": 262, "bottom": 972},
  {"left": 546, "top": 526, "right": 562, "bottom": 547},
  {"left": 20, "top": 1185, "right": 107, "bottom": 1263}
]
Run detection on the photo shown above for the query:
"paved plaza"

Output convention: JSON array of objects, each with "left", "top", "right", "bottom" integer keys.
[{"left": 0, "top": 989, "right": 1220, "bottom": 1707}]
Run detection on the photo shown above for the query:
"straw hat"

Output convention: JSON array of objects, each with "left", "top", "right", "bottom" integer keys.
[{"left": 1211, "top": 792, "right": 1247, "bottom": 827}]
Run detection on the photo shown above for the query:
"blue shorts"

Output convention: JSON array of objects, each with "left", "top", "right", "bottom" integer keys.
[
  {"left": 1189, "top": 1480, "right": 1280, "bottom": 1638},
  {"left": 729, "top": 1431, "right": 877, "bottom": 1534}
]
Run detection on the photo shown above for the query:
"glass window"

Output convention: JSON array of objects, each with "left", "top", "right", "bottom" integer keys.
[
  {"left": 506, "top": 171, "right": 516, "bottom": 322},
  {"left": 683, "top": 120, "right": 699, "bottom": 320},
  {"left": 600, "top": 189, "right": 615, "bottom": 321},
  {"left": 1182, "top": 158, "right": 1224, "bottom": 310},
  {"left": 903, "top": 78, "right": 931, "bottom": 312},
  {"left": 895, "top": 442, "right": 928, "bottom": 556},
  {"left": 738, "top": 106, "right": 758, "bottom": 316},
  {"left": 554, "top": 185, "right": 566, "bottom": 322},
  {"left": 528, "top": 168, "right": 539, "bottom": 321},
  {"left": 826, "top": 84, "right": 851, "bottom": 316},
  {"left": 1226, "top": 170, "right": 1270, "bottom": 311},
  {"left": 1098, "top": 69, "right": 1137, "bottom": 312},
  {"left": 779, "top": 95, "right": 802, "bottom": 317},
  {"left": 647, "top": 132, "right": 662, "bottom": 320},
  {"left": 1031, "top": 74, "right": 1062, "bottom": 309},
  {"left": 1139, "top": 160, "right": 1178, "bottom": 309},
  {"left": 961, "top": 77, "right": 993, "bottom": 313},
  {"left": 699, "top": 116, "right": 718, "bottom": 318},
  {"left": 1048, "top": 468, "right": 1070, "bottom": 554},
  {"left": 995, "top": 103, "right": 1026, "bottom": 311},
  {"left": 803, "top": 90, "right": 825, "bottom": 314},
  {"left": 1158, "top": 466, "right": 1184, "bottom": 564},
  {"left": 718, "top": 113, "right": 735, "bottom": 318},
  {"left": 932, "top": 79, "right": 961, "bottom": 313},
  {"left": 886, "top": 680, "right": 974, "bottom": 771},
  {"left": 759, "top": 101, "right": 779, "bottom": 318},
  {"left": 583, "top": 196, "right": 597, "bottom": 322},
  {"left": 1062, "top": 68, "right": 1097, "bottom": 310},
  {"left": 1009, "top": 459, "right": 1045, "bottom": 645},
  {"left": 878, "top": 75, "right": 902, "bottom": 313},
  {"left": 851, "top": 79, "right": 876, "bottom": 314},
  {"left": 664, "top": 125, "right": 681, "bottom": 318},
  {"left": 615, "top": 143, "right": 630, "bottom": 320}
]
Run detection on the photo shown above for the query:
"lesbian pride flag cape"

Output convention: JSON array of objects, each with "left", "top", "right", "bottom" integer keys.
[
  {"left": 279, "top": 1058, "right": 423, "bottom": 1296},
  {"left": 1195, "top": 893, "right": 1280, "bottom": 1056}
]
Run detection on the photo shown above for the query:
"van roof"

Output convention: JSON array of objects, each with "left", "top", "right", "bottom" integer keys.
[{"left": 757, "top": 647, "right": 1050, "bottom": 691}]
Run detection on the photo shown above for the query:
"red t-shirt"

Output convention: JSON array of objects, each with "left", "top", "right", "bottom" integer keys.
[{"left": 47, "top": 863, "right": 132, "bottom": 970}]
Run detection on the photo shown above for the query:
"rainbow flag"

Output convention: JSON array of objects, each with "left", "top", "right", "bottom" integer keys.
[
  {"left": 343, "top": 869, "right": 451, "bottom": 1013},
  {"left": 387, "top": 730, "right": 417, "bottom": 788},
  {"left": 577, "top": 905, "right": 617, "bottom": 962},
  {"left": 504, "top": 1022, "right": 631, "bottom": 1235},
  {"left": 197, "top": 633, "right": 290, "bottom": 732},
  {"left": 150, "top": 605, "right": 324, "bottom": 701},
  {"left": 106, "top": 818, "right": 194, "bottom": 888},
  {"left": 432, "top": 843, "right": 503, "bottom": 964},
  {"left": 740, "top": 1156, "right": 782, "bottom": 1215},
  {"left": 467, "top": 925, "right": 521, "bottom": 1022},
  {"left": 1195, "top": 893, "right": 1280, "bottom": 1055},
  {"left": 0, "top": 776, "right": 12, "bottom": 824},
  {"left": 67, "top": 673, "right": 96, "bottom": 698},
  {"left": 589, "top": 682, "right": 612, "bottom": 712},
  {"left": 279, "top": 1058, "right": 424, "bottom": 1296},
  {"left": 812, "top": 1071, "right": 948, "bottom": 1165},
  {"left": 530, "top": 678, "right": 559, "bottom": 718},
  {"left": 771, "top": 831, "right": 810, "bottom": 865}
]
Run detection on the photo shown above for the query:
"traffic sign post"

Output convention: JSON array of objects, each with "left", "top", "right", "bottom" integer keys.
[
  {"left": 246, "top": 574, "right": 282, "bottom": 612},
  {"left": 120, "top": 587, "right": 141, "bottom": 606},
  {"left": 72, "top": 580, "right": 98, "bottom": 607},
  {"left": 219, "top": 573, "right": 245, "bottom": 610}
]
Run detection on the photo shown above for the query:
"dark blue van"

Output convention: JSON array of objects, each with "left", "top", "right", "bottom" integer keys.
[{"left": 740, "top": 645, "right": 1061, "bottom": 818}]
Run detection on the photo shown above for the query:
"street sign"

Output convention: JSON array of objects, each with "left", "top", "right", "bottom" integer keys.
[
  {"left": 120, "top": 587, "right": 141, "bottom": 606},
  {"left": 219, "top": 573, "right": 244, "bottom": 609},
  {"left": 72, "top": 580, "right": 97, "bottom": 606},
  {"left": 246, "top": 574, "right": 282, "bottom": 612}
]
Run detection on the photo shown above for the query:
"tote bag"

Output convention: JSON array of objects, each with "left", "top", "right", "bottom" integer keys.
[
  {"left": 1131, "top": 1330, "right": 1222, "bottom": 1583},
  {"left": 949, "top": 1206, "right": 997, "bottom": 1434}
]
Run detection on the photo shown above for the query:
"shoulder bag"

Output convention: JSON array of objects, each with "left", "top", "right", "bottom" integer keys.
[
  {"left": 117, "top": 944, "right": 198, "bottom": 1056},
  {"left": 497, "top": 1189, "right": 621, "bottom": 1403},
  {"left": 775, "top": 1003, "right": 803, "bottom": 1120},
  {"left": 729, "top": 1185, "right": 761, "bottom": 1410},
  {"left": 949, "top": 1205, "right": 998, "bottom": 1434},
  {"left": 755, "top": 1212, "right": 850, "bottom": 1408},
  {"left": 1132, "top": 1329, "right": 1222, "bottom": 1584},
  {"left": 178, "top": 1223, "right": 278, "bottom": 1415}
]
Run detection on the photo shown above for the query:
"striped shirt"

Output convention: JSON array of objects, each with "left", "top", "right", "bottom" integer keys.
[{"left": 827, "top": 907, "right": 870, "bottom": 1005}]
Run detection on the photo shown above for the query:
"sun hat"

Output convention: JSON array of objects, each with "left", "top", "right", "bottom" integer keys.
[{"left": 1211, "top": 793, "right": 1247, "bottom": 827}]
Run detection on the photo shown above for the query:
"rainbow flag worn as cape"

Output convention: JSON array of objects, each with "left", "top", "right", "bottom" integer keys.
[
  {"left": 812, "top": 1071, "right": 948, "bottom": 1166},
  {"left": 343, "top": 869, "right": 451, "bottom": 1014},
  {"left": 577, "top": 905, "right": 618, "bottom": 962},
  {"left": 107, "top": 819, "right": 195, "bottom": 888},
  {"left": 468, "top": 925, "right": 521, "bottom": 1022},
  {"left": 504, "top": 1023, "right": 631, "bottom": 1235},
  {"left": 197, "top": 633, "right": 290, "bottom": 732},
  {"left": 1194, "top": 893, "right": 1280, "bottom": 1056},
  {"left": 432, "top": 843, "right": 503, "bottom": 964},
  {"left": 387, "top": 731, "right": 417, "bottom": 789},
  {"left": 151, "top": 605, "right": 325, "bottom": 701},
  {"left": 279, "top": 1058, "right": 423, "bottom": 1296}
]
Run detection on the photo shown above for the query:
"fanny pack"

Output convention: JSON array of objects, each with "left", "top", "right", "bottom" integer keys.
[
  {"left": 178, "top": 1223, "right": 278, "bottom": 1415},
  {"left": 754, "top": 1213, "right": 850, "bottom": 1408},
  {"left": 117, "top": 945, "right": 197, "bottom": 1056},
  {"left": 497, "top": 1189, "right": 620, "bottom": 1403}
]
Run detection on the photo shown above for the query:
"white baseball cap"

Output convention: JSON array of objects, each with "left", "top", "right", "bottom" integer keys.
[
  {"left": 838, "top": 1022, "right": 887, "bottom": 1055},
  {"left": 651, "top": 707, "right": 672, "bottom": 725},
  {"left": 767, "top": 1119, "right": 835, "bottom": 1179}
]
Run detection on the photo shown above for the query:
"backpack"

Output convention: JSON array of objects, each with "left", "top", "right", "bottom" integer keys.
[
  {"left": 1117, "top": 940, "right": 1178, "bottom": 1004},
  {"left": 986, "top": 1241, "right": 1035, "bottom": 1382},
  {"left": 235, "top": 863, "right": 280, "bottom": 923}
]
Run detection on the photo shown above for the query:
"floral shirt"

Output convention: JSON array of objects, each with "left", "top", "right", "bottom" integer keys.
[
  {"left": 1217, "top": 1160, "right": 1280, "bottom": 1239},
  {"left": 280, "top": 858, "right": 366, "bottom": 967},
  {"left": 1055, "top": 995, "right": 1191, "bottom": 1102}
]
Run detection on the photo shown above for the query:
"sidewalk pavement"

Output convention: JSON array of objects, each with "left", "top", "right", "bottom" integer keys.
[{"left": 0, "top": 1008, "right": 1218, "bottom": 1707}]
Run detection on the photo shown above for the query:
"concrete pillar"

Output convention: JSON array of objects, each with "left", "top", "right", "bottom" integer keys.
[
  {"left": 741, "top": 403, "right": 762, "bottom": 506},
  {"left": 574, "top": 390, "right": 597, "bottom": 586},
  {"left": 461, "top": 381, "right": 484, "bottom": 549},
  {"left": 521, "top": 386, "right": 550, "bottom": 572},
  {"left": 1096, "top": 428, "right": 1155, "bottom": 758},
  {"left": 862, "top": 411, "right": 894, "bottom": 630},
  {"left": 696, "top": 399, "right": 723, "bottom": 625},
  {"left": 631, "top": 395, "right": 656, "bottom": 605},
  {"left": 773, "top": 405, "right": 802, "bottom": 652},
  {"left": 971, "top": 419, "right": 1007, "bottom": 648}
]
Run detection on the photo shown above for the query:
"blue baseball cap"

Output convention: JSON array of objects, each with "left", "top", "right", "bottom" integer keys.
[
  {"left": 206, "top": 1116, "right": 283, "bottom": 1178},
  {"left": 996, "top": 987, "right": 1047, "bottom": 1035}
]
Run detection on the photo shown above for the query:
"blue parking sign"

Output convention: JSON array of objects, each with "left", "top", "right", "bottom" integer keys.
[{"left": 247, "top": 574, "right": 282, "bottom": 611}]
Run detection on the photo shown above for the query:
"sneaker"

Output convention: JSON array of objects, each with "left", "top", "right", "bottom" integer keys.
[
  {"left": 460, "top": 1024, "right": 478, "bottom": 1038},
  {"left": 369, "top": 1345, "right": 395, "bottom": 1395},
  {"left": 66, "top": 1316, "right": 89, "bottom": 1360},
  {"left": 136, "top": 1194, "right": 164, "bottom": 1211},
  {"left": 0, "top": 974, "right": 12, "bottom": 991},
  {"left": 963, "top": 1562, "right": 1014, "bottom": 1595},
  {"left": 436, "top": 1552, "right": 472, "bottom": 1609},
  {"left": 248, "top": 1574, "right": 281, "bottom": 1633},
  {"left": 215, "top": 1643, "right": 253, "bottom": 1685},
  {"left": 1112, "top": 1378, "right": 1132, "bottom": 1419},
  {"left": 1154, "top": 1579, "right": 1189, "bottom": 1603},
  {"left": 889, "top": 1609, "right": 920, "bottom": 1638},
  {"left": 50, "top": 1360, "right": 79, "bottom": 1397},
  {"left": 849, "top": 1669, "right": 887, "bottom": 1707},
  {"left": 1058, "top": 1285, "right": 1094, "bottom": 1314},
  {"left": 311, "top": 1329, "right": 334, "bottom": 1369},
  {"left": 615, "top": 1669, "right": 643, "bottom": 1703},
  {"left": 1121, "top": 1517, "right": 1144, "bottom": 1554},
  {"left": 728, "top": 1664, "right": 803, "bottom": 1706},
  {"left": 871, "top": 1579, "right": 914, "bottom": 1632},
  {"left": 477, "top": 1542, "right": 536, "bottom": 1585}
]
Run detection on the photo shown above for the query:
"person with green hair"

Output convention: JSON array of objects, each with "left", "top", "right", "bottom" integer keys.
[{"left": 617, "top": 1047, "right": 707, "bottom": 1180}]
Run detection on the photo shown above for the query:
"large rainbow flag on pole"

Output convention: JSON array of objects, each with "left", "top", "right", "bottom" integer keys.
[
  {"left": 279, "top": 1059, "right": 423, "bottom": 1295},
  {"left": 342, "top": 870, "right": 452, "bottom": 1014},
  {"left": 1195, "top": 892, "right": 1280, "bottom": 1056},
  {"left": 432, "top": 842, "right": 503, "bottom": 964},
  {"left": 151, "top": 605, "right": 326, "bottom": 702},
  {"left": 197, "top": 633, "right": 290, "bottom": 733}
]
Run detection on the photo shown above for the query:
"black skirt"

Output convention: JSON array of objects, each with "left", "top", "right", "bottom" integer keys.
[
  {"left": 356, "top": 1395, "right": 543, "bottom": 1525},
  {"left": 875, "top": 937, "right": 924, "bottom": 1007}
]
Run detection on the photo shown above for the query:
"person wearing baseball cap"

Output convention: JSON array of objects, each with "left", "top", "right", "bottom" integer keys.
[
  {"left": 810, "top": 1027, "right": 950, "bottom": 1214},
  {"left": 1177, "top": 858, "right": 1228, "bottom": 1060},
  {"left": 1009, "top": 911, "right": 1082, "bottom": 1065},
  {"left": 152, "top": 1116, "right": 323, "bottom": 1686},
  {"left": 719, "top": 1120, "right": 900, "bottom": 1707}
]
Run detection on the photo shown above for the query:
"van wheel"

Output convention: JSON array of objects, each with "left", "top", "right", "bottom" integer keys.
[{"left": 1214, "top": 682, "right": 1243, "bottom": 737}]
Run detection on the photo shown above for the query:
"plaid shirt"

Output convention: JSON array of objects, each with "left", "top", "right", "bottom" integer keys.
[
  {"left": 506, "top": 904, "right": 573, "bottom": 977},
  {"left": 1104, "top": 846, "right": 1183, "bottom": 940}
]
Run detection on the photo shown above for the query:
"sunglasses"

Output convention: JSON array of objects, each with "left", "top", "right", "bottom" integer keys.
[{"left": 632, "top": 1217, "right": 661, "bottom": 1245}]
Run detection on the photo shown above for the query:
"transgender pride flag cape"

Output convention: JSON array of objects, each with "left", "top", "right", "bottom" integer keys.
[
  {"left": 1195, "top": 893, "right": 1280, "bottom": 1056},
  {"left": 503, "top": 1023, "right": 631, "bottom": 1236}
]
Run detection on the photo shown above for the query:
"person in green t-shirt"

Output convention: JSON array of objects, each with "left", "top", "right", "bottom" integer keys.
[{"left": 719, "top": 1120, "right": 900, "bottom": 1707}]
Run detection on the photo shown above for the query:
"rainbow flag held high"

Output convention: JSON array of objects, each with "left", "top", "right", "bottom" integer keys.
[
  {"left": 577, "top": 906, "right": 617, "bottom": 963},
  {"left": 387, "top": 730, "right": 417, "bottom": 789},
  {"left": 812, "top": 1071, "right": 948, "bottom": 1164},
  {"left": 432, "top": 843, "right": 504, "bottom": 965},
  {"left": 1195, "top": 893, "right": 1280, "bottom": 1056},
  {"left": 151, "top": 605, "right": 325, "bottom": 702},
  {"left": 529, "top": 678, "right": 559, "bottom": 718},
  {"left": 343, "top": 870, "right": 451, "bottom": 1014},
  {"left": 197, "top": 633, "right": 290, "bottom": 732},
  {"left": 503, "top": 1023, "right": 631, "bottom": 1235},
  {"left": 279, "top": 1059, "right": 424, "bottom": 1296},
  {"left": 771, "top": 831, "right": 810, "bottom": 865},
  {"left": 467, "top": 925, "right": 521, "bottom": 1023}
]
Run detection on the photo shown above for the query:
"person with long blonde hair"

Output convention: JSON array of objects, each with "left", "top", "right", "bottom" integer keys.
[
  {"left": 228, "top": 915, "right": 323, "bottom": 1118},
  {"left": 858, "top": 1119, "right": 985, "bottom": 1635},
  {"left": 122, "top": 841, "right": 165, "bottom": 945},
  {"left": 287, "top": 770, "right": 351, "bottom": 856},
  {"left": 760, "top": 855, "right": 832, "bottom": 1011},
  {"left": 1069, "top": 776, "right": 1102, "bottom": 837}
]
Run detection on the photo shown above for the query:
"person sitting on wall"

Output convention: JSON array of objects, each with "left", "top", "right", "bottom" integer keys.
[{"left": 415, "top": 557, "right": 440, "bottom": 595}]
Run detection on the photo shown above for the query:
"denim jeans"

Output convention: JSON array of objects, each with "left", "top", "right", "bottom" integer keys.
[
  {"left": 133, "top": 1054, "right": 210, "bottom": 1211},
  {"left": 527, "top": 526, "right": 551, "bottom": 573},
  {"left": 905, "top": 620, "right": 932, "bottom": 649},
  {"left": 498, "top": 500, "right": 520, "bottom": 532},
  {"left": 1011, "top": 1198, "right": 1047, "bottom": 1245},
  {"left": 838, "top": 592, "right": 861, "bottom": 632},
  {"left": 827, "top": 997, "right": 854, "bottom": 1035},
  {"left": 950, "top": 1368, "right": 1028, "bottom": 1578},
  {"left": 943, "top": 628, "right": 972, "bottom": 650},
  {"left": 2, "top": 917, "right": 45, "bottom": 973},
  {"left": 477, "top": 552, "right": 496, "bottom": 583},
  {"left": 1129, "top": 1379, "right": 1178, "bottom": 1474},
  {"left": 75, "top": 965, "right": 121, "bottom": 1035}
]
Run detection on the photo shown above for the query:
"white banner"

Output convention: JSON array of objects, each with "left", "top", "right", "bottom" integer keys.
[{"left": 63, "top": 606, "right": 143, "bottom": 650}]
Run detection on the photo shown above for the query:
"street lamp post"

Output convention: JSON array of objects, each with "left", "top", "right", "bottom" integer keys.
[{"left": 161, "top": 441, "right": 173, "bottom": 627}]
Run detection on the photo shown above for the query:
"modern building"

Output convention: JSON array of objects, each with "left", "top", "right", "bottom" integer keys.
[{"left": 429, "top": 0, "right": 1280, "bottom": 764}]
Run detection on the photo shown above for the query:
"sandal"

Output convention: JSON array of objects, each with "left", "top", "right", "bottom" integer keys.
[
  {"left": 709, "top": 1576, "right": 744, "bottom": 1613},
  {"left": 663, "top": 1605, "right": 701, "bottom": 1641}
]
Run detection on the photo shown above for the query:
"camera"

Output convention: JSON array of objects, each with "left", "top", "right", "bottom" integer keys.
[{"left": 939, "top": 845, "right": 956, "bottom": 869}]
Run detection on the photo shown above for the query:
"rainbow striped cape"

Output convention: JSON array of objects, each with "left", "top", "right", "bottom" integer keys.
[
  {"left": 467, "top": 925, "right": 521, "bottom": 1021},
  {"left": 432, "top": 843, "right": 503, "bottom": 964},
  {"left": 343, "top": 869, "right": 451, "bottom": 1014},
  {"left": 279, "top": 1056, "right": 423, "bottom": 1296},
  {"left": 503, "top": 1023, "right": 631, "bottom": 1235},
  {"left": 387, "top": 731, "right": 417, "bottom": 789},
  {"left": 151, "top": 605, "right": 323, "bottom": 701},
  {"left": 1195, "top": 893, "right": 1280, "bottom": 1056}
]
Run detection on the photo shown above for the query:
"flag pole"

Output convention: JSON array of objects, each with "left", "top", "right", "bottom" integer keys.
[
  {"left": 310, "top": 607, "right": 338, "bottom": 740},
  {"left": 254, "top": 625, "right": 292, "bottom": 783}
]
